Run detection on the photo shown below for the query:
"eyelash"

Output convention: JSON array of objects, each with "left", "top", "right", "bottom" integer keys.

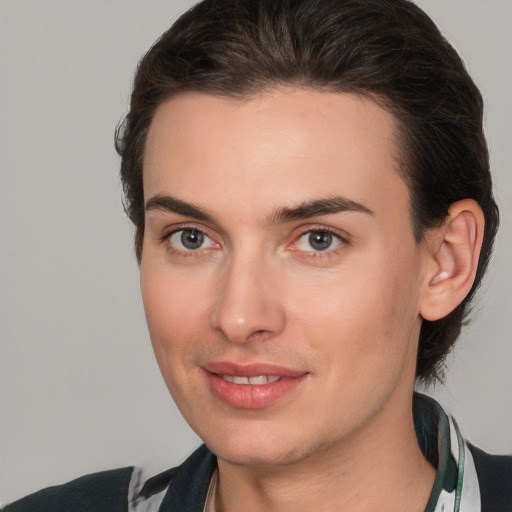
[
  {"left": 289, "top": 226, "right": 349, "bottom": 260},
  {"left": 160, "top": 225, "right": 349, "bottom": 259}
]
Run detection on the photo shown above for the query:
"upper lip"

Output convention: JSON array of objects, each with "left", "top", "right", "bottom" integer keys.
[{"left": 202, "top": 361, "right": 307, "bottom": 378}]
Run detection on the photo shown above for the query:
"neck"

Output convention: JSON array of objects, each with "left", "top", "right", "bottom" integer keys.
[{"left": 215, "top": 392, "right": 435, "bottom": 512}]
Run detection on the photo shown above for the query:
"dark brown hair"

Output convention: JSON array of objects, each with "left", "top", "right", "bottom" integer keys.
[{"left": 115, "top": 0, "right": 499, "bottom": 383}]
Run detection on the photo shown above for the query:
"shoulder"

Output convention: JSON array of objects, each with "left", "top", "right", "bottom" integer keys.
[
  {"left": 2, "top": 467, "right": 135, "bottom": 512},
  {"left": 468, "top": 444, "right": 512, "bottom": 512},
  {"left": 2, "top": 446, "right": 216, "bottom": 512}
]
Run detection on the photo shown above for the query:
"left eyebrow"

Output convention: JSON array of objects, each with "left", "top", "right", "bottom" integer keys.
[{"left": 267, "top": 196, "right": 374, "bottom": 224}]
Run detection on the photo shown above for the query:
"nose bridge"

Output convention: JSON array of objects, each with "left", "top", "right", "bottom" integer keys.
[{"left": 209, "top": 247, "right": 285, "bottom": 343}]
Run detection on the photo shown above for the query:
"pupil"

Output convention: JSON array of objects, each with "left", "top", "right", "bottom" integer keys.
[
  {"left": 181, "top": 229, "right": 204, "bottom": 249},
  {"left": 309, "top": 231, "right": 332, "bottom": 251}
]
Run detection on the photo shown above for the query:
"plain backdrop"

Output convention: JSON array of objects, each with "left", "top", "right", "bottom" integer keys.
[{"left": 1, "top": 0, "right": 511, "bottom": 505}]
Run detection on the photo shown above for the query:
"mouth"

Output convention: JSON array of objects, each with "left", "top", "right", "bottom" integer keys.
[{"left": 201, "top": 362, "right": 308, "bottom": 409}]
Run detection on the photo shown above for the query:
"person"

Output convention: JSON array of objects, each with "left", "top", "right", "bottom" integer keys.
[{"left": 4, "top": 0, "right": 511, "bottom": 511}]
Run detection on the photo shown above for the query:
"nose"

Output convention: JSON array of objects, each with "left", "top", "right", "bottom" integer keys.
[{"left": 208, "top": 253, "right": 286, "bottom": 344}]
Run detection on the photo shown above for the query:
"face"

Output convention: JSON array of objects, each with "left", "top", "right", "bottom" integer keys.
[{"left": 141, "top": 89, "right": 430, "bottom": 467}]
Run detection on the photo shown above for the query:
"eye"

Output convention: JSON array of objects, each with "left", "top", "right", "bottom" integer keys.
[
  {"left": 168, "top": 228, "right": 216, "bottom": 251},
  {"left": 295, "top": 230, "right": 343, "bottom": 252}
]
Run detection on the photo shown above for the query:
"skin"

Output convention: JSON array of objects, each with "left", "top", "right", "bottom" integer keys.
[{"left": 141, "top": 89, "right": 442, "bottom": 511}]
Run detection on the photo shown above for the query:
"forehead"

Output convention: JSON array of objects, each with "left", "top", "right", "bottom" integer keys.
[{"left": 143, "top": 88, "right": 409, "bottom": 224}]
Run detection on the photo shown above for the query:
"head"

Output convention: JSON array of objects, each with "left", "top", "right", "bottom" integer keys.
[{"left": 116, "top": 0, "right": 498, "bottom": 385}]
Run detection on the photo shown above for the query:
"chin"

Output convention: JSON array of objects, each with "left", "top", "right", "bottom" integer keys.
[
  {"left": 212, "top": 444, "right": 308, "bottom": 467},
  {"left": 202, "top": 425, "right": 326, "bottom": 467}
]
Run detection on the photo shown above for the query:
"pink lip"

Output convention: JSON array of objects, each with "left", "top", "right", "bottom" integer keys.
[
  {"left": 202, "top": 361, "right": 306, "bottom": 378},
  {"left": 201, "top": 361, "right": 309, "bottom": 409}
]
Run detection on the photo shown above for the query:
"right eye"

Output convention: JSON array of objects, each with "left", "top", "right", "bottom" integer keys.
[{"left": 167, "top": 228, "right": 216, "bottom": 252}]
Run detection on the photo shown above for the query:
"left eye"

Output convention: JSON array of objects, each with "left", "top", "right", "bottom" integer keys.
[
  {"left": 295, "top": 230, "right": 343, "bottom": 252},
  {"left": 168, "top": 229, "right": 215, "bottom": 251}
]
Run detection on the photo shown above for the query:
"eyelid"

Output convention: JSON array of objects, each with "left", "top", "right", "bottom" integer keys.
[
  {"left": 293, "top": 224, "right": 350, "bottom": 243},
  {"left": 161, "top": 222, "right": 215, "bottom": 239}
]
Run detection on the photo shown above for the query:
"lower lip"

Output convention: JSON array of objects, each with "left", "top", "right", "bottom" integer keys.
[{"left": 203, "top": 371, "right": 308, "bottom": 409}]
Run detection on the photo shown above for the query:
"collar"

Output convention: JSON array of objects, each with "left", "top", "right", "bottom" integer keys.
[{"left": 414, "top": 393, "right": 481, "bottom": 512}]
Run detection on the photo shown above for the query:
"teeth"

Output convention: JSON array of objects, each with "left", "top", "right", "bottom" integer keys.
[
  {"left": 221, "top": 375, "right": 281, "bottom": 385},
  {"left": 249, "top": 375, "right": 268, "bottom": 385}
]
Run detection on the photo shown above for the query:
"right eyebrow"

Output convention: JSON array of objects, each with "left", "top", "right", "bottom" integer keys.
[{"left": 144, "top": 194, "right": 214, "bottom": 222}]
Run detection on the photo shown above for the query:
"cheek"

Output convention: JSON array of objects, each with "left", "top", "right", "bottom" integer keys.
[
  {"left": 140, "top": 263, "right": 218, "bottom": 420},
  {"left": 140, "top": 262, "right": 210, "bottom": 367},
  {"left": 285, "top": 247, "right": 421, "bottom": 373}
]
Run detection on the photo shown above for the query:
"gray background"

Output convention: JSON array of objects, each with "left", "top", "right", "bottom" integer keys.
[{"left": 1, "top": 0, "right": 511, "bottom": 505}]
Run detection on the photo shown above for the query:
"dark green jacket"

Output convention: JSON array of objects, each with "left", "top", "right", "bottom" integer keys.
[
  {"left": 2, "top": 466, "right": 134, "bottom": 512},
  {"left": 4, "top": 444, "right": 512, "bottom": 512}
]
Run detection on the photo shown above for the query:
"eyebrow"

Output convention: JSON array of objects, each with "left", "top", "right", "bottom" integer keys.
[
  {"left": 267, "top": 196, "right": 374, "bottom": 224},
  {"left": 145, "top": 195, "right": 214, "bottom": 221},
  {"left": 145, "top": 194, "right": 373, "bottom": 224}
]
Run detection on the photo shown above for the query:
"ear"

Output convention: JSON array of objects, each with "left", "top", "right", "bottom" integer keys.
[{"left": 419, "top": 199, "right": 485, "bottom": 321}]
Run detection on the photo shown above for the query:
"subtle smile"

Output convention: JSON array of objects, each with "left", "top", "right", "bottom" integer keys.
[{"left": 201, "top": 363, "right": 309, "bottom": 409}]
